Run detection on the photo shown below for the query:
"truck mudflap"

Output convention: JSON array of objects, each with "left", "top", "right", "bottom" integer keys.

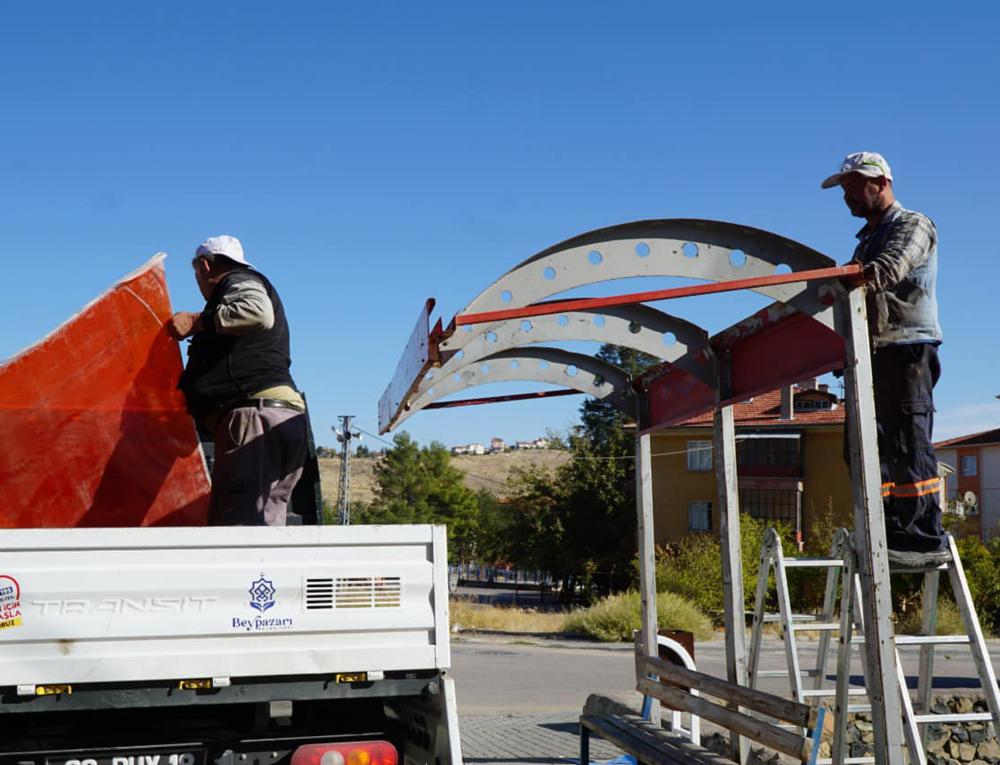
[{"left": 388, "top": 672, "right": 462, "bottom": 765}]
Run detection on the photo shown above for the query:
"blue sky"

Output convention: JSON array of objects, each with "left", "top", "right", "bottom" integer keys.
[{"left": 1, "top": 2, "right": 997, "bottom": 449}]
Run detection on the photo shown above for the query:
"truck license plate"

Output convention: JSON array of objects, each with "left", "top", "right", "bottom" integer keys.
[{"left": 46, "top": 749, "right": 206, "bottom": 765}]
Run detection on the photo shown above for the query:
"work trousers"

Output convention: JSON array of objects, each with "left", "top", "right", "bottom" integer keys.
[
  {"left": 872, "top": 343, "right": 946, "bottom": 552},
  {"left": 208, "top": 403, "right": 308, "bottom": 526}
]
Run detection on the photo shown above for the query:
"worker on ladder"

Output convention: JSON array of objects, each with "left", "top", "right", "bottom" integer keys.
[{"left": 822, "top": 152, "right": 947, "bottom": 553}]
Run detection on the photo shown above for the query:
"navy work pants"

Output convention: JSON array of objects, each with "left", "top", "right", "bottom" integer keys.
[{"left": 872, "top": 343, "right": 946, "bottom": 552}]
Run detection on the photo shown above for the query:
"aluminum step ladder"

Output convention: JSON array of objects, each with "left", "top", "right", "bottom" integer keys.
[{"left": 749, "top": 527, "right": 1000, "bottom": 765}]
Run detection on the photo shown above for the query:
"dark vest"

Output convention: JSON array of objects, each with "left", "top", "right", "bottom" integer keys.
[{"left": 179, "top": 269, "right": 295, "bottom": 423}]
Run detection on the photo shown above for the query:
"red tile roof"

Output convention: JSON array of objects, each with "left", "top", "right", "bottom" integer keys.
[
  {"left": 934, "top": 428, "right": 1000, "bottom": 449},
  {"left": 674, "top": 387, "right": 845, "bottom": 428}
]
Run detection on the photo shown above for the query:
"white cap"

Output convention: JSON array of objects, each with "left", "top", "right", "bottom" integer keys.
[
  {"left": 820, "top": 152, "right": 893, "bottom": 189},
  {"left": 195, "top": 235, "right": 253, "bottom": 268}
]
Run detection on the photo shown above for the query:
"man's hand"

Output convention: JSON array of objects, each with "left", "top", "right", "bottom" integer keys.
[{"left": 166, "top": 311, "right": 204, "bottom": 340}]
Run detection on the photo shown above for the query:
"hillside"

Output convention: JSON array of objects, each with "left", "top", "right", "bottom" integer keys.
[{"left": 317, "top": 449, "right": 570, "bottom": 507}]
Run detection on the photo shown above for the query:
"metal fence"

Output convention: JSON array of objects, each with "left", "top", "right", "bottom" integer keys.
[{"left": 448, "top": 563, "right": 554, "bottom": 588}]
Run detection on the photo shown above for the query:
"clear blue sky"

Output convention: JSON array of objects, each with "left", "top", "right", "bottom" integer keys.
[{"left": 1, "top": 2, "right": 997, "bottom": 449}]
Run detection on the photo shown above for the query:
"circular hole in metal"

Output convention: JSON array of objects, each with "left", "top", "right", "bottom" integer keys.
[
  {"left": 501, "top": 290, "right": 513, "bottom": 303},
  {"left": 729, "top": 249, "right": 747, "bottom": 268},
  {"left": 543, "top": 266, "right": 557, "bottom": 280},
  {"left": 588, "top": 250, "right": 603, "bottom": 265},
  {"left": 682, "top": 242, "right": 699, "bottom": 258},
  {"left": 566, "top": 365, "right": 578, "bottom": 376},
  {"left": 628, "top": 321, "right": 641, "bottom": 334},
  {"left": 593, "top": 315, "right": 606, "bottom": 327},
  {"left": 775, "top": 263, "right": 792, "bottom": 274},
  {"left": 663, "top": 332, "right": 676, "bottom": 346},
  {"left": 510, "top": 360, "right": 519, "bottom": 369},
  {"left": 520, "top": 319, "right": 533, "bottom": 332},
  {"left": 481, "top": 364, "right": 491, "bottom": 374},
  {"left": 453, "top": 374, "right": 461, "bottom": 382},
  {"left": 558, "top": 315, "right": 569, "bottom": 326},
  {"left": 538, "top": 360, "right": 550, "bottom": 370},
  {"left": 428, "top": 388, "right": 434, "bottom": 396},
  {"left": 426, "top": 369, "right": 435, "bottom": 379},
  {"left": 462, "top": 325, "right": 473, "bottom": 332},
  {"left": 635, "top": 242, "right": 650, "bottom": 258},
  {"left": 485, "top": 331, "right": 497, "bottom": 343},
  {"left": 455, "top": 349, "right": 464, "bottom": 360},
  {"left": 593, "top": 374, "right": 606, "bottom": 387}
]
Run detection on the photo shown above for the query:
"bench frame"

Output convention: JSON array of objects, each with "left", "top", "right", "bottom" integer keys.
[{"left": 580, "top": 644, "right": 825, "bottom": 765}]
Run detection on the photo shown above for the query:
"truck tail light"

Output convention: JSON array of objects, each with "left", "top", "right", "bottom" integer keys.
[{"left": 291, "top": 741, "right": 398, "bottom": 765}]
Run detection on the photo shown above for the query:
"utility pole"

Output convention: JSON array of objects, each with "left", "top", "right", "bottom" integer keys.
[{"left": 334, "top": 415, "right": 360, "bottom": 525}]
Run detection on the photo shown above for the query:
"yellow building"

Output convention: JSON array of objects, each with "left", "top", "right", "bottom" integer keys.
[{"left": 650, "top": 383, "right": 853, "bottom": 547}]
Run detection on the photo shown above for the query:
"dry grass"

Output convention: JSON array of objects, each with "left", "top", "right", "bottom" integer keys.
[
  {"left": 449, "top": 599, "right": 568, "bottom": 633},
  {"left": 318, "top": 450, "right": 570, "bottom": 506}
]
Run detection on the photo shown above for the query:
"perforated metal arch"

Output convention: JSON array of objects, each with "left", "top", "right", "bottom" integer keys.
[
  {"left": 398, "top": 348, "right": 633, "bottom": 428},
  {"left": 417, "top": 304, "right": 710, "bottom": 402},
  {"left": 450, "top": 219, "right": 838, "bottom": 336}
]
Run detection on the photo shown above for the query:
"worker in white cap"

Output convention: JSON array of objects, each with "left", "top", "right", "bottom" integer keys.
[
  {"left": 822, "top": 152, "right": 945, "bottom": 553},
  {"left": 167, "top": 235, "right": 307, "bottom": 526}
]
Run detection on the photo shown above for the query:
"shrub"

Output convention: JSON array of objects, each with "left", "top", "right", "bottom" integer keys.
[
  {"left": 896, "top": 595, "right": 966, "bottom": 636},
  {"left": 955, "top": 535, "right": 1000, "bottom": 634},
  {"left": 563, "top": 590, "right": 713, "bottom": 642},
  {"left": 654, "top": 514, "right": 786, "bottom": 623}
]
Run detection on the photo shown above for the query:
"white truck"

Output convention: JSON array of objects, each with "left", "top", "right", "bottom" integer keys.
[{"left": 0, "top": 524, "right": 461, "bottom": 765}]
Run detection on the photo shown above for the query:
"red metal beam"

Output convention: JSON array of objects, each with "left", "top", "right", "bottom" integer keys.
[
  {"left": 641, "top": 311, "right": 846, "bottom": 432},
  {"left": 422, "top": 388, "right": 583, "bottom": 410},
  {"left": 455, "top": 264, "right": 862, "bottom": 326}
]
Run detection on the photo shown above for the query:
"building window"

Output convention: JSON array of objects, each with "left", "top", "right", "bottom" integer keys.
[
  {"left": 688, "top": 501, "right": 712, "bottom": 531},
  {"left": 739, "top": 488, "right": 800, "bottom": 527},
  {"left": 736, "top": 436, "right": 801, "bottom": 471},
  {"left": 687, "top": 440, "right": 712, "bottom": 471},
  {"left": 961, "top": 455, "right": 978, "bottom": 477}
]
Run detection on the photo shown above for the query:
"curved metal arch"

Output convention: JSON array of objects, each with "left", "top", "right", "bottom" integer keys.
[
  {"left": 455, "top": 219, "right": 837, "bottom": 329},
  {"left": 425, "top": 304, "right": 711, "bottom": 398},
  {"left": 395, "top": 347, "right": 633, "bottom": 430}
]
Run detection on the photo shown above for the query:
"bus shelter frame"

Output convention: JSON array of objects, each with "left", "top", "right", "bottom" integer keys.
[{"left": 378, "top": 219, "right": 905, "bottom": 765}]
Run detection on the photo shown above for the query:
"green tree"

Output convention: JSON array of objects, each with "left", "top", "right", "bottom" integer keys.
[
  {"left": 356, "top": 432, "right": 480, "bottom": 562},
  {"left": 503, "top": 344, "right": 658, "bottom": 599}
]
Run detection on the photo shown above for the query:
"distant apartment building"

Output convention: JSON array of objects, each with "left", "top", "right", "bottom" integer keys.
[
  {"left": 451, "top": 443, "right": 486, "bottom": 456},
  {"left": 490, "top": 437, "right": 506, "bottom": 453},
  {"left": 934, "top": 428, "right": 1000, "bottom": 538},
  {"left": 650, "top": 381, "right": 851, "bottom": 547}
]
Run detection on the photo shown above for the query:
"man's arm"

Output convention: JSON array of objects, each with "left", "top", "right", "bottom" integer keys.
[
  {"left": 166, "top": 278, "right": 275, "bottom": 341},
  {"left": 863, "top": 212, "right": 936, "bottom": 291},
  {"left": 212, "top": 279, "right": 275, "bottom": 335}
]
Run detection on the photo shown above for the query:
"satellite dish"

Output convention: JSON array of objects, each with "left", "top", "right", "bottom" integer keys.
[{"left": 964, "top": 491, "right": 979, "bottom": 508}]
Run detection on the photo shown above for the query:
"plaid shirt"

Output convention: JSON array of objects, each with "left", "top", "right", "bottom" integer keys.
[{"left": 852, "top": 201, "right": 942, "bottom": 347}]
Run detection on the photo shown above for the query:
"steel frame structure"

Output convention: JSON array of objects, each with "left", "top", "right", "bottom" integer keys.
[{"left": 378, "top": 219, "right": 905, "bottom": 765}]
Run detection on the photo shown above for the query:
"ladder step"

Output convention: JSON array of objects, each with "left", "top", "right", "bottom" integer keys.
[
  {"left": 847, "top": 704, "right": 871, "bottom": 713},
  {"left": 817, "top": 758, "right": 876, "bottom": 765},
  {"left": 802, "top": 688, "right": 867, "bottom": 698},
  {"left": 889, "top": 563, "right": 949, "bottom": 574},
  {"left": 762, "top": 613, "right": 830, "bottom": 623},
  {"left": 894, "top": 634, "right": 970, "bottom": 646},
  {"left": 791, "top": 622, "right": 840, "bottom": 631},
  {"left": 783, "top": 557, "right": 844, "bottom": 568},
  {"left": 913, "top": 712, "right": 993, "bottom": 724},
  {"left": 754, "top": 669, "right": 821, "bottom": 678}
]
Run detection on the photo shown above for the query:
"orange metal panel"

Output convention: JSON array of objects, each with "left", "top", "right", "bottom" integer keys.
[{"left": 0, "top": 256, "right": 210, "bottom": 527}]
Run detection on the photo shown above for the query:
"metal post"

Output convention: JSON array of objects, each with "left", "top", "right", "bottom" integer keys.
[
  {"left": 336, "top": 415, "right": 356, "bottom": 525},
  {"left": 841, "top": 288, "right": 905, "bottom": 764},
  {"left": 635, "top": 431, "right": 660, "bottom": 725},
  {"left": 714, "top": 405, "right": 748, "bottom": 765}
]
